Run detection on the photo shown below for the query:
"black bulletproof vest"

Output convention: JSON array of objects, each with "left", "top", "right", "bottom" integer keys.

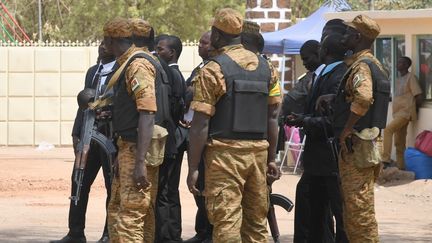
[
  {"left": 209, "top": 53, "right": 271, "bottom": 140},
  {"left": 333, "top": 58, "right": 391, "bottom": 134},
  {"left": 113, "top": 52, "right": 172, "bottom": 143}
]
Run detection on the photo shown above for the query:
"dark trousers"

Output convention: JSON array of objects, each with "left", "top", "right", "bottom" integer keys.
[
  {"left": 309, "top": 175, "right": 348, "bottom": 243},
  {"left": 193, "top": 157, "right": 213, "bottom": 238},
  {"left": 155, "top": 142, "right": 184, "bottom": 243},
  {"left": 294, "top": 173, "right": 348, "bottom": 243},
  {"left": 68, "top": 143, "right": 111, "bottom": 238}
]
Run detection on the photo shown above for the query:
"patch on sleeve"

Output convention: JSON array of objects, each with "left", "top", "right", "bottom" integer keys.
[
  {"left": 269, "top": 81, "right": 281, "bottom": 97},
  {"left": 352, "top": 74, "right": 365, "bottom": 88},
  {"left": 131, "top": 78, "right": 140, "bottom": 92}
]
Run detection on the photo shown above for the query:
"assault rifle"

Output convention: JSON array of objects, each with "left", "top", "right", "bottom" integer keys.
[
  {"left": 267, "top": 178, "right": 294, "bottom": 243},
  {"left": 70, "top": 88, "right": 117, "bottom": 206}
]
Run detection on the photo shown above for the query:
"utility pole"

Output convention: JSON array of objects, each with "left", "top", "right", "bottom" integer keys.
[{"left": 38, "top": 0, "right": 42, "bottom": 41}]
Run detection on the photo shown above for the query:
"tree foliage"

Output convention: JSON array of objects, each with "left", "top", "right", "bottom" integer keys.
[
  {"left": 6, "top": 0, "right": 432, "bottom": 42},
  {"left": 6, "top": 0, "right": 245, "bottom": 42},
  {"left": 290, "top": 0, "right": 432, "bottom": 23}
]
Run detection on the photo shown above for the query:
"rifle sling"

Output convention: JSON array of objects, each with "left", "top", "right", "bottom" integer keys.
[{"left": 89, "top": 50, "right": 147, "bottom": 110}]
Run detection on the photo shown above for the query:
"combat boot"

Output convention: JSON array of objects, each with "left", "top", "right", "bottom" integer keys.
[{"left": 49, "top": 234, "right": 86, "bottom": 243}]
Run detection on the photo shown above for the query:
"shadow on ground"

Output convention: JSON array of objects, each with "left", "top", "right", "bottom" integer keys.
[
  {"left": 0, "top": 228, "right": 102, "bottom": 243},
  {"left": 380, "top": 233, "right": 432, "bottom": 242}
]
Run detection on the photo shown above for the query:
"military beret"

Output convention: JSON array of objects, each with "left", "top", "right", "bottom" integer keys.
[
  {"left": 130, "top": 18, "right": 152, "bottom": 37},
  {"left": 212, "top": 8, "right": 243, "bottom": 35},
  {"left": 103, "top": 17, "right": 132, "bottom": 38},
  {"left": 344, "top": 14, "right": 380, "bottom": 40},
  {"left": 242, "top": 20, "right": 260, "bottom": 34}
]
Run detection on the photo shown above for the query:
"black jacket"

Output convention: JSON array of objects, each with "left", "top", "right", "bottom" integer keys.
[
  {"left": 302, "top": 62, "right": 347, "bottom": 176},
  {"left": 169, "top": 64, "right": 186, "bottom": 124},
  {"left": 71, "top": 62, "right": 118, "bottom": 137}
]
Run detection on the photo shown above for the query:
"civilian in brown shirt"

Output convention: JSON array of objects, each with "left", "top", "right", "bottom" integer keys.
[{"left": 382, "top": 56, "right": 423, "bottom": 169}]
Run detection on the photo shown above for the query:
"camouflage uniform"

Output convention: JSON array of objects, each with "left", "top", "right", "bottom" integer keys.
[
  {"left": 107, "top": 44, "right": 159, "bottom": 243},
  {"left": 130, "top": 18, "right": 159, "bottom": 241},
  {"left": 191, "top": 42, "right": 281, "bottom": 242},
  {"left": 339, "top": 49, "right": 381, "bottom": 243}
]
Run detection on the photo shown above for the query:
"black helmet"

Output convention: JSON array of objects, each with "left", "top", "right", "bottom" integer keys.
[{"left": 77, "top": 88, "right": 96, "bottom": 110}]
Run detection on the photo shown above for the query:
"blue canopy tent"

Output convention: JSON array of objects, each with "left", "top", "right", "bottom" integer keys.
[
  {"left": 262, "top": 0, "right": 351, "bottom": 87},
  {"left": 263, "top": 1, "right": 351, "bottom": 55}
]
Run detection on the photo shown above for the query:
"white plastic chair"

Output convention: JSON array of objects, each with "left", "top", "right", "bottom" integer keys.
[{"left": 279, "top": 127, "right": 306, "bottom": 174}]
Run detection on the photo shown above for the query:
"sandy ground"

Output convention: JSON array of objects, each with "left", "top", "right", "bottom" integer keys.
[{"left": 0, "top": 147, "right": 431, "bottom": 243}]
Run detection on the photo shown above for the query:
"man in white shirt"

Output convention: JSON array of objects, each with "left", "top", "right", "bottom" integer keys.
[{"left": 51, "top": 41, "right": 117, "bottom": 243}]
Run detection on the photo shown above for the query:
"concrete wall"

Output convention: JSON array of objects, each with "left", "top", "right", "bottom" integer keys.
[{"left": 0, "top": 44, "right": 201, "bottom": 146}]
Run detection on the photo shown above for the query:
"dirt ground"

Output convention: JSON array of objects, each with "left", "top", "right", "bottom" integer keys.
[{"left": 0, "top": 147, "right": 431, "bottom": 243}]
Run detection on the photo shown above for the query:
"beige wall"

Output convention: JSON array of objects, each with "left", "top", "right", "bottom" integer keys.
[{"left": 0, "top": 45, "right": 201, "bottom": 146}]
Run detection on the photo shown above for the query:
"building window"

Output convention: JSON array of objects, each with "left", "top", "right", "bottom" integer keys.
[
  {"left": 374, "top": 36, "right": 405, "bottom": 96},
  {"left": 418, "top": 36, "right": 432, "bottom": 100}
]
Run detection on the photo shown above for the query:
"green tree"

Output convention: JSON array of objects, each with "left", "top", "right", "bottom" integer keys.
[
  {"left": 290, "top": 0, "right": 432, "bottom": 23},
  {"left": 6, "top": 0, "right": 245, "bottom": 42}
]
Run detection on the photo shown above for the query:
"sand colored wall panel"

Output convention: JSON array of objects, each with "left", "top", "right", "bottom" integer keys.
[
  {"left": 61, "top": 72, "right": 86, "bottom": 96},
  {"left": 35, "top": 97, "right": 60, "bottom": 121},
  {"left": 8, "top": 97, "right": 33, "bottom": 121},
  {"left": 61, "top": 48, "right": 89, "bottom": 72},
  {"left": 8, "top": 73, "right": 34, "bottom": 96},
  {"left": 61, "top": 122, "right": 73, "bottom": 145},
  {"left": 0, "top": 45, "right": 200, "bottom": 145},
  {"left": 0, "top": 122, "right": 6, "bottom": 145},
  {"left": 89, "top": 48, "right": 99, "bottom": 66},
  {"left": 0, "top": 97, "right": 6, "bottom": 121},
  {"left": 8, "top": 122, "right": 33, "bottom": 145},
  {"left": 0, "top": 48, "right": 7, "bottom": 72},
  {"left": 61, "top": 97, "right": 78, "bottom": 121},
  {"left": 8, "top": 48, "right": 34, "bottom": 72},
  {"left": 35, "top": 73, "right": 60, "bottom": 96},
  {"left": 35, "top": 48, "right": 61, "bottom": 72},
  {"left": 0, "top": 73, "right": 6, "bottom": 96},
  {"left": 35, "top": 122, "right": 60, "bottom": 145},
  {"left": 178, "top": 48, "right": 197, "bottom": 72}
]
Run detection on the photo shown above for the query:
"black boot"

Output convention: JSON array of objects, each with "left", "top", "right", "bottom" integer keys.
[
  {"left": 49, "top": 234, "right": 86, "bottom": 243},
  {"left": 97, "top": 234, "right": 109, "bottom": 243},
  {"left": 183, "top": 234, "right": 206, "bottom": 243}
]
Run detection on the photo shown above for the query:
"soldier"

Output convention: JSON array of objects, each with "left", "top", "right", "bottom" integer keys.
[
  {"left": 103, "top": 17, "right": 160, "bottom": 243},
  {"left": 128, "top": 18, "right": 162, "bottom": 242},
  {"left": 187, "top": 8, "right": 281, "bottom": 242},
  {"left": 319, "top": 15, "right": 389, "bottom": 243}
]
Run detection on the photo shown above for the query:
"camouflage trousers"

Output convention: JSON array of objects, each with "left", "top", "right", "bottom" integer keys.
[
  {"left": 108, "top": 138, "right": 159, "bottom": 243},
  {"left": 204, "top": 140, "right": 269, "bottom": 243},
  {"left": 339, "top": 151, "right": 380, "bottom": 243}
]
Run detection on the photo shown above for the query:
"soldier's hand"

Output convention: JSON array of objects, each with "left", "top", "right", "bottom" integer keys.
[
  {"left": 96, "top": 110, "right": 112, "bottom": 120},
  {"left": 133, "top": 162, "right": 151, "bottom": 191},
  {"left": 187, "top": 169, "right": 200, "bottom": 196},
  {"left": 285, "top": 113, "right": 304, "bottom": 127},
  {"left": 113, "top": 157, "right": 119, "bottom": 178},
  {"left": 339, "top": 128, "right": 354, "bottom": 155},
  {"left": 267, "top": 162, "right": 281, "bottom": 184},
  {"left": 315, "top": 94, "right": 336, "bottom": 114}
]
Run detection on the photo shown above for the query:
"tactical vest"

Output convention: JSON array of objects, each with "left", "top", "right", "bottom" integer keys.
[
  {"left": 208, "top": 53, "right": 271, "bottom": 140},
  {"left": 333, "top": 58, "right": 391, "bottom": 133},
  {"left": 113, "top": 52, "right": 173, "bottom": 144}
]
